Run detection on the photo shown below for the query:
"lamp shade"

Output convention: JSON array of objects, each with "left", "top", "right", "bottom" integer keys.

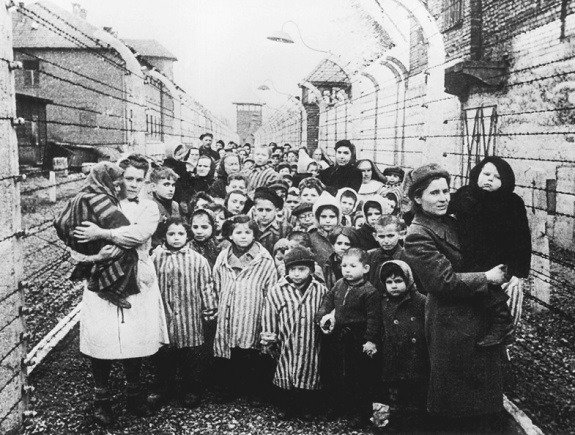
[{"left": 267, "top": 30, "right": 295, "bottom": 44}]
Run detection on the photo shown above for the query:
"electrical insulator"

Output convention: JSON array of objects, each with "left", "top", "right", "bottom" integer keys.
[
  {"left": 22, "top": 358, "right": 35, "bottom": 367},
  {"left": 9, "top": 61, "right": 23, "bottom": 71},
  {"left": 20, "top": 332, "right": 31, "bottom": 341},
  {"left": 23, "top": 411, "right": 37, "bottom": 418},
  {"left": 11, "top": 117, "right": 26, "bottom": 126},
  {"left": 20, "top": 306, "right": 33, "bottom": 315},
  {"left": 23, "top": 385, "right": 35, "bottom": 394}
]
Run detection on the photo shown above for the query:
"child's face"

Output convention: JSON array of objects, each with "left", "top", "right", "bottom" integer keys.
[
  {"left": 373, "top": 224, "right": 401, "bottom": 251},
  {"left": 308, "top": 164, "right": 319, "bottom": 177},
  {"left": 341, "top": 254, "right": 369, "bottom": 282},
  {"left": 300, "top": 188, "right": 319, "bottom": 204},
  {"left": 386, "top": 174, "right": 401, "bottom": 184},
  {"left": 288, "top": 264, "right": 312, "bottom": 285},
  {"left": 381, "top": 198, "right": 397, "bottom": 215},
  {"left": 297, "top": 212, "right": 314, "bottom": 229},
  {"left": 278, "top": 168, "right": 291, "bottom": 176},
  {"left": 254, "top": 199, "right": 278, "bottom": 226},
  {"left": 286, "top": 152, "right": 297, "bottom": 163},
  {"left": 333, "top": 234, "right": 351, "bottom": 258},
  {"left": 227, "top": 180, "right": 247, "bottom": 194},
  {"left": 285, "top": 194, "right": 300, "bottom": 211},
  {"left": 385, "top": 273, "right": 408, "bottom": 298},
  {"left": 214, "top": 211, "right": 225, "bottom": 232},
  {"left": 243, "top": 161, "right": 254, "bottom": 170},
  {"left": 230, "top": 223, "right": 254, "bottom": 248},
  {"left": 318, "top": 208, "right": 338, "bottom": 233},
  {"left": 283, "top": 177, "right": 293, "bottom": 188},
  {"left": 340, "top": 196, "right": 356, "bottom": 215},
  {"left": 366, "top": 207, "right": 382, "bottom": 226},
  {"left": 227, "top": 193, "right": 246, "bottom": 215},
  {"left": 253, "top": 148, "right": 270, "bottom": 166},
  {"left": 354, "top": 216, "right": 366, "bottom": 229},
  {"left": 165, "top": 223, "right": 187, "bottom": 249},
  {"left": 477, "top": 162, "right": 502, "bottom": 192},
  {"left": 153, "top": 178, "right": 176, "bottom": 201},
  {"left": 191, "top": 214, "right": 213, "bottom": 242},
  {"left": 195, "top": 198, "right": 210, "bottom": 211}
]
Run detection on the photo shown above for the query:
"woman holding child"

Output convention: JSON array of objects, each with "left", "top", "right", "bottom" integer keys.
[{"left": 403, "top": 163, "right": 514, "bottom": 432}]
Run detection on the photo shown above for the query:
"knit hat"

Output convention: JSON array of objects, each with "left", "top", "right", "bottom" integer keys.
[
  {"left": 383, "top": 166, "right": 405, "bottom": 180},
  {"left": 406, "top": 164, "right": 450, "bottom": 200},
  {"left": 284, "top": 246, "right": 315, "bottom": 271},
  {"left": 254, "top": 186, "right": 284, "bottom": 209},
  {"left": 292, "top": 202, "right": 313, "bottom": 217}
]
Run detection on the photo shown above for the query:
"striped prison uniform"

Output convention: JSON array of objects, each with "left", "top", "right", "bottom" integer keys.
[
  {"left": 261, "top": 277, "right": 329, "bottom": 390},
  {"left": 152, "top": 244, "right": 217, "bottom": 348},
  {"left": 245, "top": 164, "right": 280, "bottom": 198},
  {"left": 213, "top": 242, "right": 278, "bottom": 359}
]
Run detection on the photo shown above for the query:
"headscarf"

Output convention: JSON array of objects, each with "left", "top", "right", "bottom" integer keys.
[
  {"left": 469, "top": 156, "right": 515, "bottom": 195},
  {"left": 82, "top": 161, "right": 123, "bottom": 203},
  {"left": 216, "top": 154, "right": 241, "bottom": 183},
  {"left": 356, "top": 159, "right": 387, "bottom": 184}
]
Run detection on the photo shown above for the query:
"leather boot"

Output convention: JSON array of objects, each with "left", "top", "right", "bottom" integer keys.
[{"left": 93, "top": 387, "right": 114, "bottom": 426}]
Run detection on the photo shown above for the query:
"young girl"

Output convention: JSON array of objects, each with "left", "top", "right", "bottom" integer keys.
[
  {"left": 150, "top": 217, "right": 217, "bottom": 409},
  {"left": 207, "top": 203, "right": 230, "bottom": 246},
  {"left": 449, "top": 156, "right": 531, "bottom": 346},
  {"left": 379, "top": 260, "right": 428, "bottom": 431},
  {"left": 212, "top": 215, "right": 279, "bottom": 400},
  {"left": 323, "top": 225, "right": 359, "bottom": 290},
  {"left": 261, "top": 247, "right": 329, "bottom": 419},
  {"left": 189, "top": 208, "right": 219, "bottom": 268},
  {"left": 316, "top": 248, "right": 381, "bottom": 428},
  {"left": 355, "top": 195, "right": 386, "bottom": 251},
  {"left": 309, "top": 192, "right": 341, "bottom": 268}
]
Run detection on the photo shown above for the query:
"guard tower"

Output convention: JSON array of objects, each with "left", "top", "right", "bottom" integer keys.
[{"left": 233, "top": 102, "right": 263, "bottom": 145}]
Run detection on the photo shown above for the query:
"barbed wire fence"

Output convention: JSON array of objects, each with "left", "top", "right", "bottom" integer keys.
[
  {"left": 0, "top": 3, "right": 239, "bottom": 431},
  {"left": 256, "top": 3, "right": 575, "bottom": 432}
]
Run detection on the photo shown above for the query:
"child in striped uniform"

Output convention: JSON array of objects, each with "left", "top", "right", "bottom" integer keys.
[
  {"left": 149, "top": 217, "right": 217, "bottom": 409},
  {"left": 212, "top": 215, "right": 279, "bottom": 401},
  {"left": 261, "top": 247, "right": 329, "bottom": 419},
  {"left": 245, "top": 144, "right": 280, "bottom": 198}
]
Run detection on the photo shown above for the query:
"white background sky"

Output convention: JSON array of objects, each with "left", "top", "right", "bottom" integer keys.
[{"left": 40, "top": 0, "right": 374, "bottom": 128}]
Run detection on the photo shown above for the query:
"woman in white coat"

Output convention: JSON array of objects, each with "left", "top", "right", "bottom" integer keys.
[{"left": 72, "top": 154, "right": 168, "bottom": 425}]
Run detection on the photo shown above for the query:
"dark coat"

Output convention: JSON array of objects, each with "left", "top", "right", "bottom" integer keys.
[
  {"left": 308, "top": 228, "right": 334, "bottom": 269},
  {"left": 319, "top": 163, "right": 362, "bottom": 195},
  {"left": 355, "top": 224, "right": 379, "bottom": 251},
  {"left": 381, "top": 290, "right": 428, "bottom": 383},
  {"left": 163, "top": 158, "right": 195, "bottom": 210},
  {"left": 323, "top": 252, "right": 342, "bottom": 290},
  {"left": 448, "top": 156, "right": 531, "bottom": 278},
  {"left": 404, "top": 211, "right": 504, "bottom": 417},
  {"left": 150, "top": 194, "right": 181, "bottom": 250}
]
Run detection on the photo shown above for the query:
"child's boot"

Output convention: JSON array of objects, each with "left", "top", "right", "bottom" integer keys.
[
  {"left": 93, "top": 387, "right": 114, "bottom": 426},
  {"left": 477, "top": 302, "right": 514, "bottom": 347}
]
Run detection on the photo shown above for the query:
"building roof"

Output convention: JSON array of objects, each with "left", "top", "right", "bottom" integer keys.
[
  {"left": 122, "top": 39, "right": 178, "bottom": 61},
  {"left": 303, "top": 58, "right": 350, "bottom": 85},
  {"left": 13, "top": 1, "right": 102, "bottom": 49}
]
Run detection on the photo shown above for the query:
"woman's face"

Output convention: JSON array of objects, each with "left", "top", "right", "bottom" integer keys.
[
  {"left": 312, "top": 149, "right": 322, "bottom": 161},
  {"left": 196, "top": 157, "right": 212, "bottom": 177},
  {"left": 415, "top": 178, "right": 450, "bottom": 216},
  {"left": 358, "top": 161, "right": 372, "bottom": 184},
  {"left": 123, "top": 166, "right": 146, "bottom": 200},
  {"left": 187, "top": 148, "right": 200, "bottom": 169},
  {"left": 335, "top": 146, "right": 352, "bottom": 166},
  {"left": 224, "top": 156, "right": 241, "bottom": 175}
]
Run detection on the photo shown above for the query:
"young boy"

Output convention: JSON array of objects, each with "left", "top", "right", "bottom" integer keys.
[
  {"left": 383, "top": 167, "right": 405, "bottom": 189},
  {"left": 336, "top": 188, "right": 358, "bottom": 227},
  {"left": 367, "top": 215, "right": 406, "bottom": 294},
  {"left": 253, "top": 187, "right": 292, "bottom": 255},
  {"left": 309, "top": 192, "right": 341, "bottom": 268},
  {"left": 261, "top": 247, "right": 329, "bottom": 419},
  {"left": 323, "top": 225, "right": 358, "bottom": 290},
  {"left": 449, "top": 156, "right": 531, "bottom": 347},
  {"left": 316, "top": 248, "right": 381, "bottom": 428},
  {"left": 245, "top": 145, "right": 280, "bottom": 198},
  {"left": 355, "top": 196, "right": 386, "bottom": 251},
  {"left": 299, "top": 177, "right": 325, "bottom": 205},
  {"left": 150, "top": 217, "right": 218, "bottom": 409},
  {"left": 226, "top": 173, "right": 253, "bottom": 213},
  {"left": 285, "top": 187, "right": 300, "bottom": 212},
  {"left": 378, "top": 260, "right": 428, "bottom": 431},
  {"left": 291, "top": 202, "right": 314, "bottom": 232},
  {"left": 277, "top": 162, "right": 292, "bottom": 177},
  {"left": 149, "top": 167, "right": 181, "bottom": 250}
]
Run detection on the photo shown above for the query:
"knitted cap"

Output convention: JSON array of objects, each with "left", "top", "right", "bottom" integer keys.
[
  {"left": 284, "top": 246, "right": 315, "bottom": 270},
  {"left": 406, "top": 164, "right": 450, "bottom": 200}
]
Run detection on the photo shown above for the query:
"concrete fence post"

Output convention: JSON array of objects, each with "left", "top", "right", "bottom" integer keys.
[
  {"left": 0, "top": 3, "right": 26, "bottom": 433},
  {"left": 48, "top": 171, "right": 56, "bottom": 203}
]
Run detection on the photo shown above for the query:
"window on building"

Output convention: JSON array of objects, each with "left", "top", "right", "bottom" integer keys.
[
  {"left": 22, "top": 60, "right": 40, "bottom": 87},
  {"left": 442, "top": 0, "right": 463, "bottom": 32}
]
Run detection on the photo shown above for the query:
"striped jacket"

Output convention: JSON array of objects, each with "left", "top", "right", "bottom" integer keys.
[
  {"left": 261, "top": 277, "right": 329, "bottom": 390},
  {"left": 245, "top": 164, "right": 280, "bottom": 197},
  {"left": 152, "top": 244, "right": 217, "bottom": 348},
  {"left": 213, "top": 242, "right": 278, "bottom": 358}
]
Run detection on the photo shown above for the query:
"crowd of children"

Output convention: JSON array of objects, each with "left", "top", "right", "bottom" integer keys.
[{"left": 65, "top": 137, "right": 529, "bottom": 431}]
